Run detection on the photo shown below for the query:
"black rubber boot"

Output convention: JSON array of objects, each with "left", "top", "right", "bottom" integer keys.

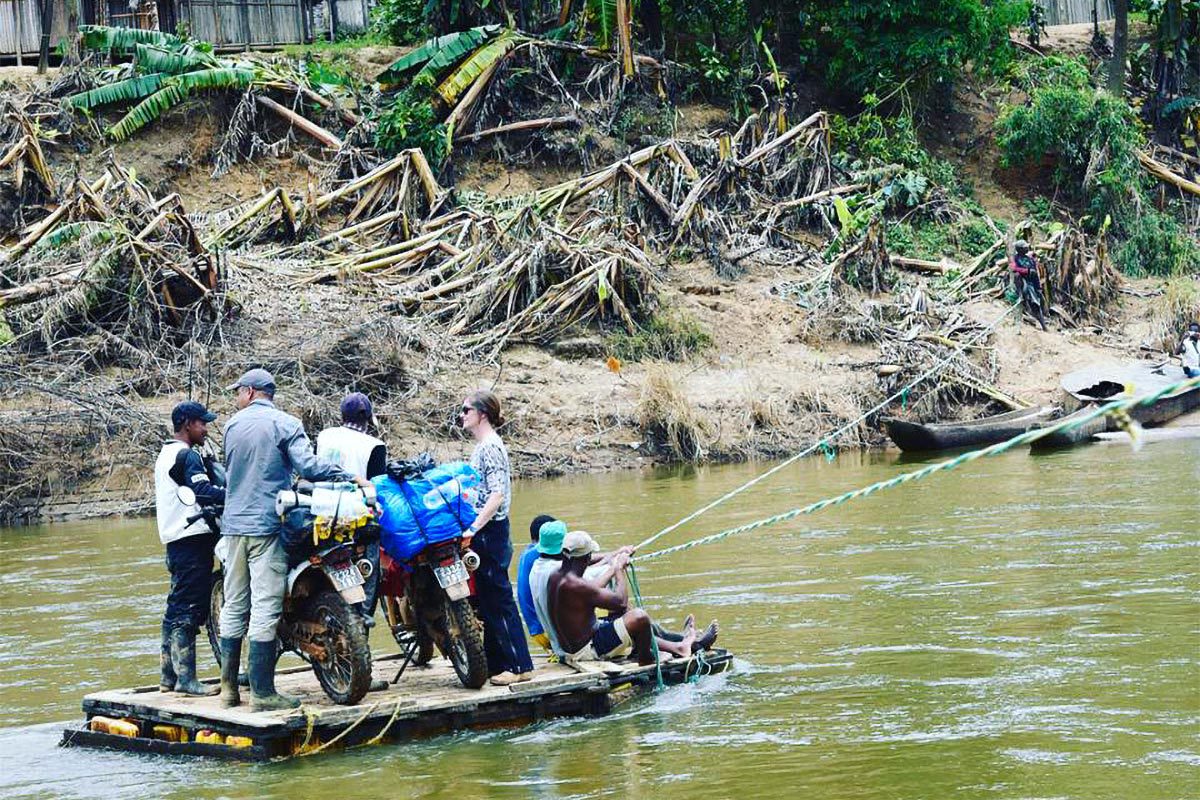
[
  {"left": 170, "top": 627, "right": 219, "bottom": 696},
  {"left": 248, "top": 639, "right": 299, "bottom": 712},
  {"left": 159, "top": 621, "right": 177, "bottom": 692},
  {"left": 219, "top": 637, "right": 242, "bottom": 708}
]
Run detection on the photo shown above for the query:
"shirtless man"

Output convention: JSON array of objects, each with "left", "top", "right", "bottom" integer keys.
[{"left": 534, "top": 528, "right": 717, "bottom": 665}]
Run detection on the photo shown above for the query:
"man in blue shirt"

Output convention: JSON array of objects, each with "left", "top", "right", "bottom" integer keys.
[
  {"left": 517, "top": 514, "right": 557, "bottom": 651},
  {"left": 217, "top": 369, "right": 370, "bottom": 712}
]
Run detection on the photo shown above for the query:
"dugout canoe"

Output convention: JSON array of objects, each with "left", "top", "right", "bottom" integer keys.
[
  {"left": 883, "top": 405, "right": 1059, "bottom": 452},
  {"left": 1031, "top": 362, "right": 1200, "bottom": 449}
]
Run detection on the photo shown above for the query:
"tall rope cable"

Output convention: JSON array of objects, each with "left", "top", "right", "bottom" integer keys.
[{"left": 635, "top": 301, "right": 1024, "bottom": 552}]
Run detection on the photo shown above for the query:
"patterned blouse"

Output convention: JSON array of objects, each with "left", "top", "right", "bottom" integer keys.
[{"left": 469, "top": 431, "right": 511, "bottom": 521}]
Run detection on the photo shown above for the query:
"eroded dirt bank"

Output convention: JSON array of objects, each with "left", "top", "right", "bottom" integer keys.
[{"left": 0, "top": 55, "right": 1177, "bottom": 524}]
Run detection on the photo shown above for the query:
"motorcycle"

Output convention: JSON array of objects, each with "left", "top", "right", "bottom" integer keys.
[
  {"left": 197, "top": 481, "right": 380, "bottom": 706},
  {"left": 376, "top": 456, "right": 489, "bottom": 690}
]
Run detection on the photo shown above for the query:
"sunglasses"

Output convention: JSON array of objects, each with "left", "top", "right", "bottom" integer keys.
[{"left": 460, "top": 406, "right": 475, "bottom": 416}]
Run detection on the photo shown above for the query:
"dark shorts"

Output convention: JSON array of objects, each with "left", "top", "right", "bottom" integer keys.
[{"left": 591, "top": 619, "right": 625, "bottom": 657}]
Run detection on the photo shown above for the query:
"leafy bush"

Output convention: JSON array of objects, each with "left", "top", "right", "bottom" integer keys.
[
  {"left": 373, "top": 77, "right": 447, "bottom": 163},
  {"left": 372, "top": 0, "right": 427, "bottom": 44},
  {"left": 997, "top": 79, "right": 1145, "bottom": 221},
  {"left": 997, "top": 57, "right": 1197, "bottom": 276},
  {"left": 1112, "top": 209, "right": 1200, "bottom": 276},
  {"left": 607, "top": 311, "right": 712, "bottom": 362},
  {"left": 809, "top": 0, "right": 1029, "bottom": 94}
]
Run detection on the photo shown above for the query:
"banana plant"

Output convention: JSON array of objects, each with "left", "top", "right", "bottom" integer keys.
[
  {"left": 77, "top": 24, "right": 187, "bottom": 54},
  {"left": 377, "top": 25, "right": 500, "bottom": 86},
  {"left": 105, "top": 68, "right": 257, "bottom": 141},
  {"left": 67, "top": 27, "right": 264, "bottom": 141}
]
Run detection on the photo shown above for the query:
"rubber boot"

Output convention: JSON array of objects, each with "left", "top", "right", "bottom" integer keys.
[
  {"left": 219, "top": 637, "right": 242, "bottom": 708},
  {"left": 159, "top": 621, "right": 177, "bottom": 692},
  {"left": 248, "top": 639, "right": 300, "bottom": 712},
  {"left": 170, "top": 627, "right": 219, "bottom": 696}
]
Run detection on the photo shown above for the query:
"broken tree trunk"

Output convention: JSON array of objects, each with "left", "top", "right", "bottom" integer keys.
[
  {"left": 256, "top": 96, "right": 344, "bottom": 149},
  {"left": 455, "top": 116, "right": 578, "bottom": 144},
  {"left": 1139, "top": 152, "right": 1200, "bottom": 197}
]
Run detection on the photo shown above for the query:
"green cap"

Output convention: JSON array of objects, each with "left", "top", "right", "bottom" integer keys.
[{"left": 537, "top": 520, "right": 568, "bottom": 555}]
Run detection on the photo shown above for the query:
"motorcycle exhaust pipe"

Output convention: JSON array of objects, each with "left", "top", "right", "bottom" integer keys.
[{"left": 461, "top": 550, "right": 481, "bottom": 572}]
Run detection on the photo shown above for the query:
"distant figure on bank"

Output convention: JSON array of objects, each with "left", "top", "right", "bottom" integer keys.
[
  {"left": 460, "top": 390, "right": 535, "bottom": 685},
  {"left": 532, "top": 526, "right": 718, "bottom": 665},
  {"left": 517, "top": 514, "right": 558, "bottom": 652},
  {"left": 153, "top": 401, "right": 224, "bottom": 696},
  {"left": 1179, "top": 322, "right": 1200, "bottom": 379},
  {"left": 1010, "top": 239, "right": 1048, "bottom": 331}
]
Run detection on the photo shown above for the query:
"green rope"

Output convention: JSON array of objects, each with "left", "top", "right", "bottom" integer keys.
[
  {"left": 634, "top": 301, "right": 1023, "bottom": 553},
  {"left": 626, "top": 562, "right": 664, "bottom": 691},
  {"left": 637, "top": 375, "right": 1200, "bottom": 563}
]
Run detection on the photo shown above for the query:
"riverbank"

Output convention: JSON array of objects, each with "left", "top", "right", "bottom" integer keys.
[{"left": 0, "top": 26, "right": 1189, "bottom": 525}]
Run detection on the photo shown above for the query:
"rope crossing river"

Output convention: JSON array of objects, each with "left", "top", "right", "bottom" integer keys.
[
  {"left": 634, "top": 375, "right": 1200, "bottom": 563},
  {"left": 634, "top": 301, "right": 1024, "bottom": 553}
]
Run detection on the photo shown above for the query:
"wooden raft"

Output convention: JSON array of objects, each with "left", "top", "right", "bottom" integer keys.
[{"left": 60, "top": 649, "right": 733, "bottom": 761}]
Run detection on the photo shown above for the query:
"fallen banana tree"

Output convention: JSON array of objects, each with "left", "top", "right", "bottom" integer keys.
[{"left": 0, "top": 159, "right": 218, "bottom": 348}]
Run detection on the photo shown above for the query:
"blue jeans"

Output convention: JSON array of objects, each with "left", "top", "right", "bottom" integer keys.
[
  {"left": 164, "top": 532, "right": 219, "bottom": 634},
  {"left": 471, "top": 518, "right": 534, "bottom": 675}
]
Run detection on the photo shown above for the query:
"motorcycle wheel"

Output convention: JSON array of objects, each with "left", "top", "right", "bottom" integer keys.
[
  {"left": 304, "top": 589, "right": 372, "bottom": 705},
  {"left": 206, "top": 569, "right": 226, "bottom": 669},
  {"left": 440, "top": 595, "right": 488, "bottom": 689},
  {"left": 208, "top": 570, "right": 285, "bottom": 668}
]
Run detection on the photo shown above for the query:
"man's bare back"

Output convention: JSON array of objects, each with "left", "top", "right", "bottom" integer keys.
[{"left": 547, "top": 567, "right": 627, "bottom": 654}]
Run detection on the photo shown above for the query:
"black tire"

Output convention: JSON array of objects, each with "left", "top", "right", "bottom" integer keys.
[
  {"left": 206, "top": 569, "right": 224, "bottom": 669},
  {"left": 440, "top": 595, "right": 488, "bottom": 689},
  {"left": 303, "top": 589, "right": 373, "bottom": 705}
]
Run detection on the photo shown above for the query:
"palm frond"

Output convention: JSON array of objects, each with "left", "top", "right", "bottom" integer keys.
[
  {"left": 134, "top": 43, "right": 219, "bottom": 75},
  {"left": 67, "top": 73, "right": 165, "bottom": 110},
  {"left": 78, "top": 25, "right": 185, "bottom": 54},
  {"left": 436, "top": 31, "right": 522, "bottom": 106}
]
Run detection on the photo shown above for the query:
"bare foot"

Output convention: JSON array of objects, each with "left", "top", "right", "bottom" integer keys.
[
  {"left": 691, "top": 621, "right": 719, "bottom": 653},
  {"left": 682, "top": 614, "right": 695, "bottom": 637}
]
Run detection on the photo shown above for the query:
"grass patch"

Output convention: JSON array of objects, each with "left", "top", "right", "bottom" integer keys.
[
  {"left": 637, "top": 367, "right": 710, "bottom": 462},
  {"left": 606, "top": 311, "right": 711, "bottom": 362}
]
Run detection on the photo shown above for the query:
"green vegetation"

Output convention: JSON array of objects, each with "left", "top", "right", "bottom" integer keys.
[
  {"left": 607, "top": 311, "right": 712, "bottom": 362},
  {"left": 373, "top": 78, "right": 447, "bottom": 161},
  {"left": 996, "top": 55, "right": 1199, "bottom": 275},
  {"left": 371, "top": 0, "right": 428, "bottom": 45}
]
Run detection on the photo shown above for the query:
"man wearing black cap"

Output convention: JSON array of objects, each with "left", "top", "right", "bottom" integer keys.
[
  {"left": 154, "top": 401, "right": 225, "bottom": 696},
  {"left": 217, "top": 369, "right": 369, "bottom": 711}
]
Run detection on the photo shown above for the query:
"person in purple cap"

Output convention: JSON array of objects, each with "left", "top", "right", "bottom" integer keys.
[
  {"left": 317, "top": 392, "right": 388, "bottom": 481},
  {"left": 317, "top": 392, "right": 388, "bottom": 669},
  {"left": 154, "top": 400, "right": 225, "bottom": 696}
]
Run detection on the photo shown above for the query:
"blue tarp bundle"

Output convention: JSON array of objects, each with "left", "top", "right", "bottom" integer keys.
[{"left": 374, "top": 462, "right": 481, "bottom": 561}]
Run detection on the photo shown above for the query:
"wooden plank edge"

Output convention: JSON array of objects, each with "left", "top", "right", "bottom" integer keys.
[{"left": 60, "top": 728, "right": 270, "bottom": 761}]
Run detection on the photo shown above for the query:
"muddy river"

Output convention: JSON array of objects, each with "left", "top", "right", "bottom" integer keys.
[{"left": 1, "top": 441, "right": 1197, "bottom": 799}]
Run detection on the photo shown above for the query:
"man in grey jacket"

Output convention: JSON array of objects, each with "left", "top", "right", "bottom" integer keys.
[{"left": 217, "top": 369, "right": 370, "bottom": 711}]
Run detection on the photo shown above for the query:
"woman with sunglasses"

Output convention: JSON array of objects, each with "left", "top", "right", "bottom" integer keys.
[{"left": 460, "top": 390, "right": 535, "bottom": 685}]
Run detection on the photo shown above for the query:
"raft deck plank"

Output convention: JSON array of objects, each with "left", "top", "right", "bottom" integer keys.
[{"left": 62, "top": 649, "right": 732, "bottom": 760}]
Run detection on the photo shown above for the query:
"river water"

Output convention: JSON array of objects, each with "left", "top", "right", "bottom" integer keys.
[{"left": 1, "top": 441, "right": 1197, "bottom": 799}]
